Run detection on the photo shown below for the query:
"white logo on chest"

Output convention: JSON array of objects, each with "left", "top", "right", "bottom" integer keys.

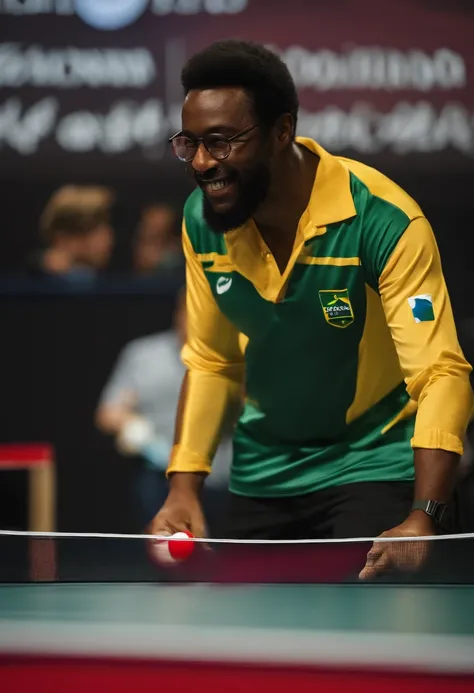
[{"left": 216, "top": 276, "right": 233, "bottom": 295}]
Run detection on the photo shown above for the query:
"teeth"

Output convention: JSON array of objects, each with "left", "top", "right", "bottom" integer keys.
[{"left": 208, "top": 179, "right": 228, "bottom": 191}]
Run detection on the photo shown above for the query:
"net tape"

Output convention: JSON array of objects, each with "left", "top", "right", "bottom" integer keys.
[{"left": 0, "top": 529, "right": 473, "bottom": 544}]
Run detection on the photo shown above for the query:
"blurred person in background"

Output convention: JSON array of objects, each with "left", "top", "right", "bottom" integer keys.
[
  {"left": 132, "top": 203, "right": 183, "bottom": 275},
  {"left": 28, "top": 185, "right": 115, "bottom": 283},
  {"left": 95, "top": 288, "right": 234, "bottom": 529}
]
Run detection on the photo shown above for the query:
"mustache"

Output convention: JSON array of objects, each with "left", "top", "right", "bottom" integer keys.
[{"left": 194, "top": 168, "right": 236, "bottom": 184}]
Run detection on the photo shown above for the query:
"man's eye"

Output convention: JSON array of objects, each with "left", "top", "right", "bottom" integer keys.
[{"left": 208, "top": 138, "right": 228, "bottom": 151}]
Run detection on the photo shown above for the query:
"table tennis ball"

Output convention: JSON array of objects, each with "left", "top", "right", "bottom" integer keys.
[{"left": 150, "top": 531, "right": 195, "bottom": 565}]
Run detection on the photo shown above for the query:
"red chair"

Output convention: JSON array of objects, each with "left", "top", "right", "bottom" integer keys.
[{"left": 0, "top": 444, "right": 56, "bottom": 580}]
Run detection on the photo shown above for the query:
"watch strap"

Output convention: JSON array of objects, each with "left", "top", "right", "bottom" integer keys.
[{"left": 412, "top": 500, "right": 448, "bottom": 526}]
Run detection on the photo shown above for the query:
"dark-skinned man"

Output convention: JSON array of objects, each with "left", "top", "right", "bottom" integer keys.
[{"left": 150, "top": 40, "right": 473, "bottom": 579}]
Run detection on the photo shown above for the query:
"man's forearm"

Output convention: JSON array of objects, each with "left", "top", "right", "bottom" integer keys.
[
  {"left": 360, "top": 446, "right": 461, "bottom": 577},
  {"left": 167, "top": 367, "right": 243, "bottom": 477},
  {"left": 403, "top": 448, "right": 460, "bottom": 532},
  {"left": 168, "top": 471, "right": 206, "bottom": 497},
  {"left": 169, "top": 376, "right": 205, "bottom": 496},
  {"left": 412, "top": 448, "right": 460, "bottom": 504}
]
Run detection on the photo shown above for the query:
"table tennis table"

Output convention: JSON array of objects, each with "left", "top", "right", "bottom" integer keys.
[{"left": 1, "top": 582, "right": 474, "bottom": 692}]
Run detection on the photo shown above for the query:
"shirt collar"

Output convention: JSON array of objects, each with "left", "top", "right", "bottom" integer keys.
[
  {"left": 225, "top": 138, "right": 357, "bottom": 254},
  {"left": 221, "top": 139, "right": 357, "bottom": 299},
  {"left": 296, "top": 137, "right": 357, "bottom": 238}
]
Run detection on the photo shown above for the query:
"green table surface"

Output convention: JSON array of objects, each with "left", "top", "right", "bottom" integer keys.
[{"left": 1, "top": 584, "right": 474, "bottom": 672}]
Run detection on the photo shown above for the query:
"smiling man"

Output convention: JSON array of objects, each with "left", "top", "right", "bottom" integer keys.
[{"left": 150, "top": 40, "right": 473, "bottom": 578}]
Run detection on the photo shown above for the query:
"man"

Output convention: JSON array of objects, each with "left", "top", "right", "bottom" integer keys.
[
  {"left": 96, "top": 289, "right": 232, "bottom": 527},
  {"left": 29, "top": 185, "right": 114, "bottom": 282},
  {"left": 150, "top": 40, "right": 473, "bottom": 578}
]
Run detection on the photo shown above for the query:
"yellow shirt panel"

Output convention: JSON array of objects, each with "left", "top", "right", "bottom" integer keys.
[
  {"left": 379, "top": 217, "right": 473, "bottom": 454},
  {"left": 340, "top": 156, "right": 424, "bottom": 221},
  {"left": 345, "top": 284, "right": 406, "bottom": 426},
  {"left": 166, "top": 224, "right": 244, "bottom": 476}
]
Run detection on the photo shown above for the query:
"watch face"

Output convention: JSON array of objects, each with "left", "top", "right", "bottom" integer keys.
[{"left": 428, "top": 501, "right": 448, "bottom": 525}]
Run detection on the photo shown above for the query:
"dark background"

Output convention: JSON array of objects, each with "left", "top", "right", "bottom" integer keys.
[{"left": 1, "top": 0, "right": 473, "bottom": 534}]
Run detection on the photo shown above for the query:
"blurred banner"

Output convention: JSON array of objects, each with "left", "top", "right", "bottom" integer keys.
[{"left": 0, "top": 0, "right": 473, "bottom": 177}]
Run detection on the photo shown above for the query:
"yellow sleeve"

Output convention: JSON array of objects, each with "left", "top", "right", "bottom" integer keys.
[
  {"left": 379, "top": 216, "right": 473, "bottom": 455},
  {"left": 166, "top": 222, "right": 245, "bottom": 476}
]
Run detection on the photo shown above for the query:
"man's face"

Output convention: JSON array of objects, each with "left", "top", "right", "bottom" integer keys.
[{"left": 181, "top": 87, "right": 273, "bottom": 234}]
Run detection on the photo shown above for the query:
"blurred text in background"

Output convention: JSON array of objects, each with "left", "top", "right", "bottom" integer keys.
[{"left": 0, "top": 0, "right": 473, "bottom": 534}]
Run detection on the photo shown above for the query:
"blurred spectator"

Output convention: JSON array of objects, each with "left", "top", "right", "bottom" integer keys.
[
  {"left": 28, "top": 185, "right": 115, "bottom": 282},
  {"left": 95, "top": 288, "right": 232, "bottom": 528},
  {"left": 132, "top": 203, "right": 183, "bottom": 275}
]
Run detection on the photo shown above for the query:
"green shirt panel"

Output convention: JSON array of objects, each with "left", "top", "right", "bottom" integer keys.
[
  {"left": 205, "top": 263, "right": 366, "bottom": 441},
  {"left": 184, "top": 189, "right": 227, "bottom": 256},
  {"left": 183, "top": 174, "right": 416, "bottom": 495},
  {"left": 349, "top": 172, "right": 412, "bottom": 290}
]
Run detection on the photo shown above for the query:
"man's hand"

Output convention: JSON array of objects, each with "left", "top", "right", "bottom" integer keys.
[
  {"left": 148, "top": 490, "right": 208, "bottom": 540},
  {"left": 359, "top": 510, "right": 435, "bottom": 580}
]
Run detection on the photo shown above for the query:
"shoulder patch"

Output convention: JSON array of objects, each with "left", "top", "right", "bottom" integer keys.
[{"left": 408, "top": 294, "right": 435, "bottom": 323}]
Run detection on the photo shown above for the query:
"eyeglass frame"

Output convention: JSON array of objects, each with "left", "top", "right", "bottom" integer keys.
[{"left": 168, "top": 124, "right": 259, "bottom": 163}]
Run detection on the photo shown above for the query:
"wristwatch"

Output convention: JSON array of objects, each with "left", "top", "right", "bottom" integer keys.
[{"left": 412, "top": 500, "right": 448, "bottom": 527}]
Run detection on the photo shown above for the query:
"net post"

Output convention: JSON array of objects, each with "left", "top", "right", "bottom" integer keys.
[{"left": 28, "top": 458, "right": 57, "bottom": 581}]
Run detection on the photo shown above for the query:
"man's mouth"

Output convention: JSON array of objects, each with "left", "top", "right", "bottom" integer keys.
[
  {"left": 205, "top": 178, "right": 230, "bottom": 192},
  {"left": 199, "top": 175, "right": 238, "bottom": 203}
]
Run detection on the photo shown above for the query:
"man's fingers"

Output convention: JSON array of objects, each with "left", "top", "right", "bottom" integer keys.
[
  {"left": 192, "top": 520, "right": 212, "bottom": 550},
  {"left": 359, "top": 543, "right": 391, "bottom": 580},
  {"left": 391, "top": 540, "right": 430, "bottom": 572},
  {"left": 149, "top": 517, "right": 209, "bottom": 544},
  {"left": 359, "top": 538, "right": 429, "bottom": 580},
  {"left": 148, "top": 516, "right": 181, "bottom": 538},
  {"left": 149, "top": 525, "right": 172, "bottom": 539},
  {"left": 364, "top": 543, "right": 383, "bottom": 567}
]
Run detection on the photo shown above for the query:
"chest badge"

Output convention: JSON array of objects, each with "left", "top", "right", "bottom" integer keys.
[{"left": 319, "top": 289, "right": 354, "bottom": 328}]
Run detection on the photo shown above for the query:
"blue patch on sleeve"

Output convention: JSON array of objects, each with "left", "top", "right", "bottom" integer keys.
[{"left": 408, "top": 294, "right": 435, "bottom": 323}]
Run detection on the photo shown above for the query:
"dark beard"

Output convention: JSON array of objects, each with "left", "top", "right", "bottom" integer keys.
[{"left": 202, "top": 163, "right": 271, "bottom": 234}]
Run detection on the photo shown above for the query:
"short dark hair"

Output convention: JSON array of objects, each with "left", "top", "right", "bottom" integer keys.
[{"left": 181, "top": 40, "right": 299, "bottom": 136}]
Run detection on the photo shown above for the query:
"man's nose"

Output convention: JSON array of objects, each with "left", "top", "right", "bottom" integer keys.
[{"left": 191, "top": 142, "right": 219, "bottom": 174}]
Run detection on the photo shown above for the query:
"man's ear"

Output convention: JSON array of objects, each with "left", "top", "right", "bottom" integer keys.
[{"left": 274, "top": 113, "right": 294, "bottom": 150}]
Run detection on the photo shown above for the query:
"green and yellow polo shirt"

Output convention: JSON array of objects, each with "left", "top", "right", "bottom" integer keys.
[{"left": 167, "top": 137, "right": 473, "bottom": 497}]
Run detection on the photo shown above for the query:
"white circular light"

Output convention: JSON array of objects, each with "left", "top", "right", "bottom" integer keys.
[{"left": 74, "top": 0, "right": 149, "bottom": 31}]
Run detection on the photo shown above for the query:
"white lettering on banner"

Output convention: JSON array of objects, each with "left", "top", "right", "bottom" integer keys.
[
  {"left": 1, "top": 0, "right": 67, "bottom": 13},
  {"left": 151, "top": 0, "right": 247, "bottom": 13},
  {"left": 277, "top": 46, "right": 466, "bottom": 91},
  {"left": 0, "top": 98, "right": 167, "bottom": 154},
  {"left": 0, "top": 97, "right": 58, "bottom": 154},
  {"left": 0, "top": 98, "right": 472, "bottom": 157},
  {"left": 57, "top": 100, "right": 166, "bottom": 152},
  {"left": 0, "top": 0, "right": 248, "bottom": 16},
  {"left": 298, "top": 102, "right": 474, "bottom": 154},
  {"left": 0, "top": 44, "right": 157, "bottom": 89}
]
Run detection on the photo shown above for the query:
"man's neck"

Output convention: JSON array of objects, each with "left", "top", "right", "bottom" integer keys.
[
  {"left": 251, "top": 142, "right": 319, "bottom": 274},
  {"left": 253, "top": 142, "right": 319, "bottom": 239}
]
